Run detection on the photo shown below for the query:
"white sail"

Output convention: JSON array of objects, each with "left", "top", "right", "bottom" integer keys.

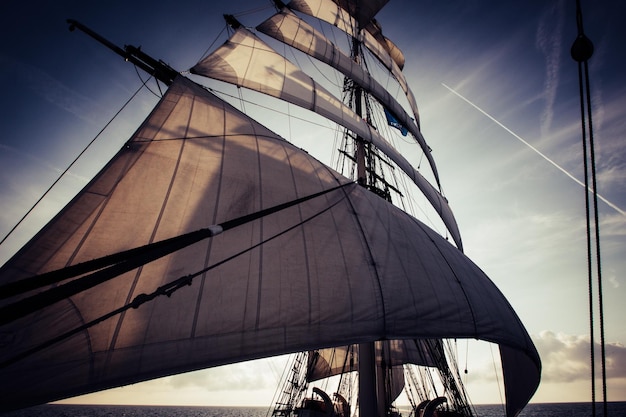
[
  {"left": 0, "top": 76, "right": 539, "bottom": 415},
  {"left": 288, "top": 0, "right": 422, "bottom": 127},
  {"left": 256, "top": 8, "right": 440, "bottom": 187},
  {"left": 190, "top": 28, "right": 461, "bottom": 249}
]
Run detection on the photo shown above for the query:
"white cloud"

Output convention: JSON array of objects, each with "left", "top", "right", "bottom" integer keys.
[
  {"left": 535, "top": 0, "right": 565, "bottom": 141},
  {"left": 0, "top": 54, "right": 105, "bottom": 125},
  {"left": 534, "top": 331, "right": 626, "bottom": 382},
  {"left": 162, "top": 360, "right": 283, "bottom": 391},
  {"left": 607, "top": 273, "right": 620, "bottom": 289}
]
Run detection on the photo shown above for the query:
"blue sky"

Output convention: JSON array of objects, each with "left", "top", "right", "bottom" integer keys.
[{"left": 1, "top": 0, "right": 625, "bottom": 407}]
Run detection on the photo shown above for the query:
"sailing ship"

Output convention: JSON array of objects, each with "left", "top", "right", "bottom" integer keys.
[{"left": 0, "top": 1, "right": 540, "bottom": 416}]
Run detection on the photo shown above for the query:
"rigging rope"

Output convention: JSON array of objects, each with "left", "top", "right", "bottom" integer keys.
[
  {"left": 571, "top": 1, "right": 606, "bottom": 415},
  {"left": 196, "top": 25, "right": 227, "bottom": 62},
  {"left": 134, "top": 64, "right": 163, "bottom": 98},
  {"left": 0, "top": 77, "right": 153, "bottom": 248},
  {"left": 489, "top": 344, "right": 505, "bottom": 417},
  {"left": 211, "top": 87, "right": 337, "bottom": 132}
]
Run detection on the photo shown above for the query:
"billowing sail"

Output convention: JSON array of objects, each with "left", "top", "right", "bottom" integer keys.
[
  {"left": 255, "top": 8, "right": 440, "bottom": 187},
  {"left": 0, "top": 76, "right": 539, "bottom": 415},
  {"left": 190, "top": 28, "right": 461, "bottom": 249}
]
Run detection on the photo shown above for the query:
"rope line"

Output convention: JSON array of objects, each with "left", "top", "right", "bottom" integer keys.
[
  {"left": 571, "top": 1, "right": 607, "bottom": 414},
  {"left": 0, "top": 78, "right": 153, "bottom": 247}
]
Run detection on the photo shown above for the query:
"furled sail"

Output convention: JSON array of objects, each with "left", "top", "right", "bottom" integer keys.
[
  {"left": 0, "top": 76, "right": 539, "bottom": 415},
  {"left": 363, "top": 19, "right": 405, "bottom": 70},
  {"left": 256, "top": 8, "right": 440, "bottom": 187},
  {"left": 190, "top": 28, "right": 461, "bottom": 249},
  {"left": 288, "top": 0, "right": 421, "bottom": 127}
]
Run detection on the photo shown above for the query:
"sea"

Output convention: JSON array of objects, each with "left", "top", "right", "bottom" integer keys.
[{"left": 1, "top": 403, "right": 625, "bottom": 417}]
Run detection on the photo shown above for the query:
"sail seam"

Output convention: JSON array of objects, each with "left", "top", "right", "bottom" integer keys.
[
  {"left": 340, "top": 186, "right": 386, "bottom": 334},
  {"left": 406, "top": 217, "right": 479, "bottom": 338},
  {"left": 253, "top": 118, "right": 265, "bottom": 331},
  {"left": 316, "top": 164, "right": 361, "bottom": 323},
  {"left": 282, "top": 147, "right": 308, "bottom": 324},
  {"left": 106, "top": 87, "right": 194, "bottom": 368},
  {"left": 191, "top": 93, "right": 229, "bottom": 339}
]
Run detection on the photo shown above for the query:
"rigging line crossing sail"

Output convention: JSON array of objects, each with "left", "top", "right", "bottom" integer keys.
[
  {"left": 0, "top": 181, "right": 355, "bottom": 323},
  {"left": 255, "top": 7, "right": 441, "bottom": 188},
  {"left": 190, "top": 27, "right": 462, "bottom": 250},
  {"left": 1, "top": 180, "right": 355, "bottom": 370}
]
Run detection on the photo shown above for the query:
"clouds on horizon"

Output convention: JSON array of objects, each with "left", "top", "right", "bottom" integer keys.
[
  {"left": 79, "top": 330, "right": 626, "bottom": 405},
  {"left": 535, "top": 331, "right": 626, "bottom": 383},
  {"left": 163, "top": 360, "right": 283, "bottom": 391}
]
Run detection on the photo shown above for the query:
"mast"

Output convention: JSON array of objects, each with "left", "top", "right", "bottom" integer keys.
[
  {"left": 348, "top": 15, "right": 381, "bottom": 417},
  {"left": 353, "top": 33, "right": 367, "bottom": 187},
  {"left": 359, "top": 342, "right": 379, "bottom": 417}
]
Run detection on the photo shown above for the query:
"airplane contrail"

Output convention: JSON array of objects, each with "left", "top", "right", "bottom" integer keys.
[{"left": 442, "top": 83, "right": 625, "bottom": 216}]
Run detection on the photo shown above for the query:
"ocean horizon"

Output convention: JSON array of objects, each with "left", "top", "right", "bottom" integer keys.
[{"left": 1, "top": 402, "right": 624, "bottom": 417}]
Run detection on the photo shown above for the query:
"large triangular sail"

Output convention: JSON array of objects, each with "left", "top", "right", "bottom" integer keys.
[{"left": 0, "top": 76, "right": 539, "bottom": 414}]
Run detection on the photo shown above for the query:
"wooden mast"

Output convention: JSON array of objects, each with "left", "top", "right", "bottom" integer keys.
[{"left": 350, "top": 17, "right": 379, "bottom": 417}]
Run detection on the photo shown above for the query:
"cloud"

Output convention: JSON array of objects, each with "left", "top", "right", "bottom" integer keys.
[
  {"left": 0, "top": 54, "right": 104, "bottom": 125},
  {"left": 0, "top": 143, "right": 90, "bottom": 184},
  {"left": 607, "top": 273, "right": 620, "bottom": 289},
  {"left": 158, "top": 358, "right": 287, "bottom": 392},
  {"left": 535, "top": 331, "right": 626, "bottom": 382},
  {"left": 535, "top": 0, "right": 565, "bottom": 140}
]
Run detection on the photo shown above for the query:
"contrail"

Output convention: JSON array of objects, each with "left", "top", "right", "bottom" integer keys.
[{"left": 442, "top": 83, "right": 625, "bottom": 216}]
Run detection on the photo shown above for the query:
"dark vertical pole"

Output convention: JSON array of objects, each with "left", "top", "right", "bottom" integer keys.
[
  {"left": 350, "top": 20, "right": 378, "bottom": 417},
  {"left": 352, "top": 35, "right": 367, "bottom": 188}
]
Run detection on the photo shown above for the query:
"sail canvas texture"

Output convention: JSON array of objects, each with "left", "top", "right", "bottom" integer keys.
[{"left": 0, "top": 76, "right": 539, "bottom": 415}]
